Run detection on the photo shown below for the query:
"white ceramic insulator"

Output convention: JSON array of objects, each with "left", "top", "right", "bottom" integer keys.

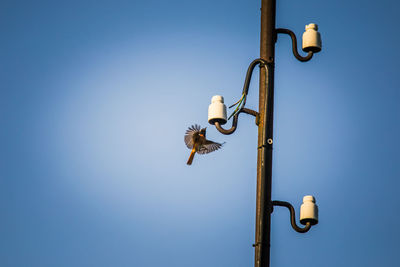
[
  {"left": 208, "top": 95, "right": 227, "bottom": 125},
  {"left": 302, "top": 23, "right": 322, "bottom": 53},
  {"left": 300, "top": 195, "right": 319, "bottom": 225}
]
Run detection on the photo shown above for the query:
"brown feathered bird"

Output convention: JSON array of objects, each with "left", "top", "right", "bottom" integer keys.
[{"left": 184, "top": 124, "right": 224, "bottom": 165}]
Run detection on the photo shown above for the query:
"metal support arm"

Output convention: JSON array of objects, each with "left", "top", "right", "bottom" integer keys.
[
  {"left": 272, "top": 200, "right": 312, "bottom": 233},
  {"left": 275, "top": 28, "right": 314, "bottom": 62},
  {"left": 214, "top": 59, "right": 271, "bottom": 135},
  {"left": 215, "top": 108, "right": 259, "bottom": 135},
  {"left": 215, "top": 115, "right": 238, "bottom": 135}
]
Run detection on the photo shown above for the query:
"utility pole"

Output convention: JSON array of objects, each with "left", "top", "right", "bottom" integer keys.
[
  {"left": 207, "top": 1, "right": 322, "bottom": 266},
  {"left": 254, "top": 0, "right": 276, "bottom": 266}
]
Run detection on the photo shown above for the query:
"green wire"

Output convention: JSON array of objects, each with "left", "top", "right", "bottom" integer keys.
[
  {"left": 229, "top": 94, "right": 244, "bottom": 109},
  {"left": 228, "top": 65, "right": 268, "bottom": 121},
  {"left": 228, "top": 93, "right": 246, "bottom": 120}
]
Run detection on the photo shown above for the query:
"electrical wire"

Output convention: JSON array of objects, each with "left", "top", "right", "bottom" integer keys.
[
  {"left": 228, "top": 93, "right": 246, "bottom": 120},
  {"left": 227, "top": 60, "right": 269, "bottom": 121}
]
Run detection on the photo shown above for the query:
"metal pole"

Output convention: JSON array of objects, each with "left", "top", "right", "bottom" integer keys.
[{"left": 254, "top": 0, "right": 275, "bottom": 266}]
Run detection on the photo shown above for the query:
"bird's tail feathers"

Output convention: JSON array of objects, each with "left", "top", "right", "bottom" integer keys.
[{"left": 187, "top": 149, "right": 195, "bottom": 165}]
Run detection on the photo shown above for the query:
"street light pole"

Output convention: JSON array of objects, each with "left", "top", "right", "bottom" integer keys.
[{"left": 254, "top": 0, "right": 276, "bottom": 266}]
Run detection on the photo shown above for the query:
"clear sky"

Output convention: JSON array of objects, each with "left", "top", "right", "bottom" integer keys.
[{"left": 1, "top": 0, "right": 399, "bottom": 266}]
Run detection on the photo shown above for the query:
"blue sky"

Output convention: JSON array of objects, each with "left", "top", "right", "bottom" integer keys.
[{"left": 1, "top": 0, "right": 399, "bottom": 266}]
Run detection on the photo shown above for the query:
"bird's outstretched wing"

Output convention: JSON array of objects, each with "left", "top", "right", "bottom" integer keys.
[
  {"left": 184, "top": 124, "right": 201, "bottom": 149},
  {"left": 197, "top": 140, "right": 225, "bottom": 154}
]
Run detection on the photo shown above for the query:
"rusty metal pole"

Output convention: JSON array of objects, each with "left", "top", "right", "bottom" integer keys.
[{"left": 254, "top": 0, "right": 276, "bottom": 267}]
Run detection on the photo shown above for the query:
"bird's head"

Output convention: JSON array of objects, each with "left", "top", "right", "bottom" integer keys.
[{"left": 200, "top": 127, "right": 207, "bottom": 137}]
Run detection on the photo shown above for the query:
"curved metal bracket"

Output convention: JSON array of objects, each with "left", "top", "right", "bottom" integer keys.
[
  {"left": 215, "top": 107, "right": 260, "bottom": 135},
  {"left": 272, "top": 200, "right": 312, "bottom": 233},
  {"left": 214, "top": 59, "right": 270, "bottom": 135},
  {"left": 276, "top": 28, "right": 314, "bottom": 62},
  {"left": 215, "top": 115, "right": 238, "bottom": 135}
]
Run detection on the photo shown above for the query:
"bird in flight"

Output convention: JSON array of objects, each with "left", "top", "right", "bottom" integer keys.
[{"left": 184, "top": 124, "right": 224, "bottom": 165}]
